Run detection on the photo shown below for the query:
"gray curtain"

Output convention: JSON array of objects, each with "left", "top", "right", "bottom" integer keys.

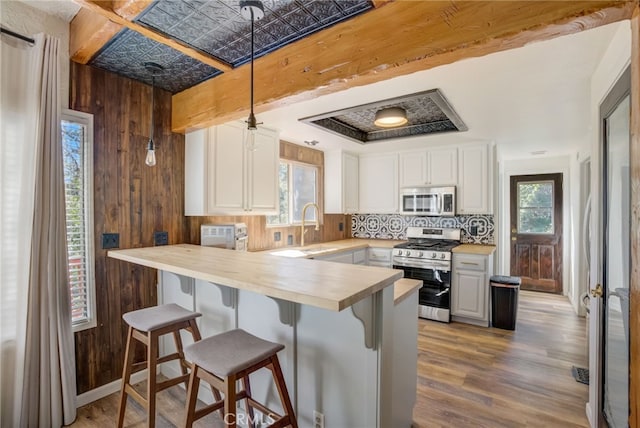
[{"left": 19, "top": 34, "right": 77, "bottom": 427}]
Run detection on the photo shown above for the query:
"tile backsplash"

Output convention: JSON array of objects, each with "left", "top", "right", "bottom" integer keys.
[{"left": 351, "top": 214, "right": 494, "bottom": 244}]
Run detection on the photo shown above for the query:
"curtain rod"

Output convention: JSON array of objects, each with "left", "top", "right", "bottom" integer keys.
[{"left": 1, "top": 27, "right": 35, "bottom": 45}]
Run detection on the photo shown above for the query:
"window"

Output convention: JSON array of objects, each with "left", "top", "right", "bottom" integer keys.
[
  {"left": 62, "top": 110, "right": 96, "bottom": 332},
  {"left": 517, "top": 181, "right": 554, "bottom": 234},
  {"left": 267, "top": 161, "right": 319, "bottom": 226}
]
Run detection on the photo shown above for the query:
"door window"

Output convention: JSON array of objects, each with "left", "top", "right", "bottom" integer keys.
[{"left": 517, "top": 181, "right": 554, "bottom": 234}]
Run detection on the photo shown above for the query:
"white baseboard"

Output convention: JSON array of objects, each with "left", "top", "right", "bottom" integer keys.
[{"left": 76, "top": 370, "right": 148, "bottom": 408}]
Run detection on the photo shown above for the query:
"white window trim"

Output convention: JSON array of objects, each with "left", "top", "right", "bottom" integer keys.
[
  {"left": 63, "top": 109, "right": 97, "bottom": 332},
  {"left": 267, "top": 160, "right": 321, "bottom": 227}
]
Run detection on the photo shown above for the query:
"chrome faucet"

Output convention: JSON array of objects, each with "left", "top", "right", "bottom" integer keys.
[{"left": 300, "top": 202, "right": 320, "bottom": 247}]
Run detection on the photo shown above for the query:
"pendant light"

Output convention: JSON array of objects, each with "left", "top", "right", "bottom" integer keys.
[
  {"left": 240, "top": 0, "right": 264, "bottom": 151},
  {"left": 144, "top": 62, "right": 164, "bottom": 167}
]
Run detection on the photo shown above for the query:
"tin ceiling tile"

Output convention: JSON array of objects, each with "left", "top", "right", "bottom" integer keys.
[
  {"left": 89, "top": 29, "right": 222, "bottom": 94},
  {"left": 299, "top": 89, "right": 467, "bottom": 143}
]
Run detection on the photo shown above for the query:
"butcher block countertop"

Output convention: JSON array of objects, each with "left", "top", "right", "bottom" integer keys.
[
  {"left": 452, "top": 244, "right": 496, "bottom": 255},
  {"left": 108, "top": 244, "right": 403, "bottom": 312},
  {"left": 394, "top": 278, "right": 422, "bottom": 306}
]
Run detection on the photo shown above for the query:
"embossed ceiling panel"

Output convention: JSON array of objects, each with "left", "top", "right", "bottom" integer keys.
[
  {"left": 90, "top": 29, "right": 222, "bottom": 93},
  {"left": 299, "top": 89, "right": 467, "bottom": 143},
  {"left": 135, "top": 0, "right": 373, "bottom": 67}
]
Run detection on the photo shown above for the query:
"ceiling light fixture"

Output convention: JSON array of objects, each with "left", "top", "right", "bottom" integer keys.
[
  {"left": 240, "top": 0, "right": 264, "bottom": 151},
  {"left": 144, "top": 62, "right": 164, "bottom": 167},
  {"left": 374, "top": 107, "right": 408, "bottom": 128}
]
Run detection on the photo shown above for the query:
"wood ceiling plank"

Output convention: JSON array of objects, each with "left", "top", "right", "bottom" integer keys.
[
  {"left": 71, "top": 0, "right": 233, "bottom": 72},
  {"left": 171, "top": 0, "right": 635, "bottom": 133},
  {"left": 70, "top": 7, "right": 121, "bottom": 64}
]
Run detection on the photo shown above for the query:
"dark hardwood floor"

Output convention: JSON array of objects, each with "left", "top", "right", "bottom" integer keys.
[{"left": 69, "top": 291, "right": 588, "bottom": 427}]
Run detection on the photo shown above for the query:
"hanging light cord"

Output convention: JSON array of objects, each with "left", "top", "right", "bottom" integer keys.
[
  {"left": 248, "top": 7, "right": 257, "bottom": 129},
  {"left": 149, "top": 74, "right": 155, "bottom": 148}
]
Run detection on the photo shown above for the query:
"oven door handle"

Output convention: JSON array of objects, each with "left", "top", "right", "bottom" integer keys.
[
  {"left": 393, "top": 258, "right": 451, "bottom": 271},
  {"left": 435, "top": 288, "right": 450, "bottom": 297}
]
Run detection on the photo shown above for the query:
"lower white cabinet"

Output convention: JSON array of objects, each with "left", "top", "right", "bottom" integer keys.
[
  {"left": 367, "top": 248, "right": 392, "bottom": 268},
  {"left": 451, "top": 253, "right": 493, "bottom": 326}
]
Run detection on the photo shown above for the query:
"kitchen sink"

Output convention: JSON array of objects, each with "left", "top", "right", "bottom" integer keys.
[{"left": 270, "top": 247, "right": 338, "bottom": 258}]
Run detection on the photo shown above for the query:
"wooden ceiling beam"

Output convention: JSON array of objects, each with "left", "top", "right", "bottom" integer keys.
[
  {"left": 70, "top": 7, "right": 121, "bottom": 64},
  {"left": 172, "top": 0, "right": 635, "bottom": 134},
  {"left": 70, "top": 0, "right": 233, "bottom": 71}
]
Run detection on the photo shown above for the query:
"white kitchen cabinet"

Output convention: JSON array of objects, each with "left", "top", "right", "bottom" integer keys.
[
  {"left": 325, "top": 150, "right": 359, "bottom": 214},
  {"left": 184, "top": 122, "right": 279, "bottom": 215},
  {"left": 457, "top": 143, "right": 491, "bottom": 214},
  {"left": 399, "top": 147, "right": 457, "bottom": 188},
  {"left": 359, "top": 153, "right": 398, "bottom": 213},
  {"left": 367, "top": 247, "right": 392, "bottom": 268},
  {"left": 451, "top": 253, "right": 493, "bottom": 326}
]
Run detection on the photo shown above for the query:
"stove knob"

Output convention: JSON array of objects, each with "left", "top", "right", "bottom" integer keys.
[
  {"left": 431, "top": 252, "right": 437, "bottom": 258},
  {"left": 440, "top": 253, "right": 446, "bottom": 259},
  {"left": 417, "top": 251, "right": 423, "bottom": 257},
  {"left": 397, "top": 250, "right": 403, "bottom": 256},
  {"left": 406, "top": 251, "right": 412, "bottom": 257}
]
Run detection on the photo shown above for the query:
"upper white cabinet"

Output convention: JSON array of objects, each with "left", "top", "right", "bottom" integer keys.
[
  {"left": 457, "top": 143, "right": 492, "bottom": 214},
  {"left": 359, "top": 153, "right": 398, "bottom": 214},
  {"left": 399, "top": 147, "right": 457, "bottom": 188},
  {"left": 185, "top": 122, "right": 279, "bottom": 216},
  {"left": 324, "top": 151, "right": 359, "bottom": 214}
]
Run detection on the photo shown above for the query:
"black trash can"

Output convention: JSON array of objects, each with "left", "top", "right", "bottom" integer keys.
[{"left": 490, "top": 275, "right": 521, "bottom": 330}]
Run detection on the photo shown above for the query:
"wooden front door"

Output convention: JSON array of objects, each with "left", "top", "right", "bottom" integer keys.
[{"left": 510, "top": 173, "right": 563, "bottom": 293}]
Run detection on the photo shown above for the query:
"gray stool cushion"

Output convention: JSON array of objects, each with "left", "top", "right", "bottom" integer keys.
[
  {"left": 123, "top": 303, "right": 201, "bottom": 332},
  {"left": 490, "top": 275, "right": 521, "bottom": 286},
  {"left": 185, "top": 329, "right": 284, "bottom": 377}
]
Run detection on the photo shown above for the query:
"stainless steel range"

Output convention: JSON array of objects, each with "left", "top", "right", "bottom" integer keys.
[{"left": 392, "top": 227, "right": 461, "bottom": 322}]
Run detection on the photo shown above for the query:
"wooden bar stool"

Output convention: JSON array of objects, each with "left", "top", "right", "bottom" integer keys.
[
  {"left": 183, "top": 328, "right": 298, "bottom": 428},
  {"left": 117, "top": 303, "right": 215, "bottom": 427}
]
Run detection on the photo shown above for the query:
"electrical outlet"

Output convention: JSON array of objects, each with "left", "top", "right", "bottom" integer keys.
[
  {"left": 470, "top": 225, "right": 478, "bottom": 236},
  {"left": 154, "top": 231, "right": 169, "bottom": 246},
  {"left": 339, "top": 222, "right": 344, "bottom": 232},
  {"left": 102, "top": 233, "right": 119, "bottom": 249},
  {"left": 274, "top": 231, "right": 281, "bottom": 242},
  {"left": 313, "top": 411, "right": 324, "bottom": 428},
  {"left": 287, "top": 234, "right": 293, "bottom": 245}
]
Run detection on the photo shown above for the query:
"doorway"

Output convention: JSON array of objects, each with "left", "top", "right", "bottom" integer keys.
[{"left": 509, "top": 173, "right": 563, "bottom": 293}]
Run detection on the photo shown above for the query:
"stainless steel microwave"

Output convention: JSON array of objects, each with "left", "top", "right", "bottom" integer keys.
[{"left": 400, "top": 186, "right": 456, "bottom": 216}]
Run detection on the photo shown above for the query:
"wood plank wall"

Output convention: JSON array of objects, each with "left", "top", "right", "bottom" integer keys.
[
  {"left": 187, "top": 141, "right": 351, "bottom": 250},
  {"left": 629, "top": 6, "right": 639, "bottom": 427},
  {"left": 70, "top": 63, "right": 187, "bottom": 394}
]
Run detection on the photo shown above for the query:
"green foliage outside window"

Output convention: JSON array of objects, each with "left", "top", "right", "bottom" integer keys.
[{"left": 518, "top": 182, "right": 553, "bottom": 234}]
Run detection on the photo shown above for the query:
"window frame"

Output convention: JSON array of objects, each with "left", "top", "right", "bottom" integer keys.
[
  {"left": 62, "top": 109, "right": 97, "bottom": 332},
  {"left": 267, "top": 159, "right": 321, "bottom": 227}
]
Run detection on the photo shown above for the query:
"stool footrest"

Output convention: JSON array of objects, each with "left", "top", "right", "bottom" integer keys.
[
  {"left": 124, "top": 385, "right": 147, "bottom": 409},
  {"left": 157, "top": 374, "right": 189, "bottom": 392},
  {"left": 156, "top": 352, "right": 181, "bottom": 365}
]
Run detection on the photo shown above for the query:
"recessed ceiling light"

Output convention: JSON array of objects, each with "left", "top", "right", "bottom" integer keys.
[{"left": 374, "top": 107, "right": 408, "bottom": 128}]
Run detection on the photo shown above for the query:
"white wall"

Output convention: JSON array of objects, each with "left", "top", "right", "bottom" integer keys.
[
  {"left": 498, "top": 156, "right": 574, "bottom": 299},
  {"left": 0, "top": 1, "right": 71, "bottom": 108}
]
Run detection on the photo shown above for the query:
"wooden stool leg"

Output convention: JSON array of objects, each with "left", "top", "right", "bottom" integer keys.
[
  {"left": 172, "top": 330, "right": 189, "bottom": 389},
  {"left": 117, "top": 326, "right": 136, "bottom": 428},
  {"left": 271, "top": 355, "right": 298, "bottom": 428},
  {"left": 147, "top": 331, "right": 158, "bottom": 428},
  {"left": 242, "top": 375, "right": 255, "bottom": 428},
  {"left": 183, "top": 366, "right": 201, "bottom": 428},
  {"left": 224, "top": 373, "right": 238, "bottom": 428}
]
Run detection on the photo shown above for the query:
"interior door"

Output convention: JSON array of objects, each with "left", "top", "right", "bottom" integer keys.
[
  {"left": 509, "top": 173, "right": 563, "bottom": 293},
  {"left": 598, "top": 67, "right": 630, "bottom": 428}
]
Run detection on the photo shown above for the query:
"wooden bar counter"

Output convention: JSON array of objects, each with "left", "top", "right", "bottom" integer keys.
[{"left": 108, "top": 244, "right": 416, "bottom": 428}]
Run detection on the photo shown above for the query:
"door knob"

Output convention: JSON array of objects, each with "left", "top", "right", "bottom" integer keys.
[
  {"left": 511, "top": 237, "right": 517, "bottom": 241},
  {"left": 590, "top": 284, "right": 603, "bottom": 298}
]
